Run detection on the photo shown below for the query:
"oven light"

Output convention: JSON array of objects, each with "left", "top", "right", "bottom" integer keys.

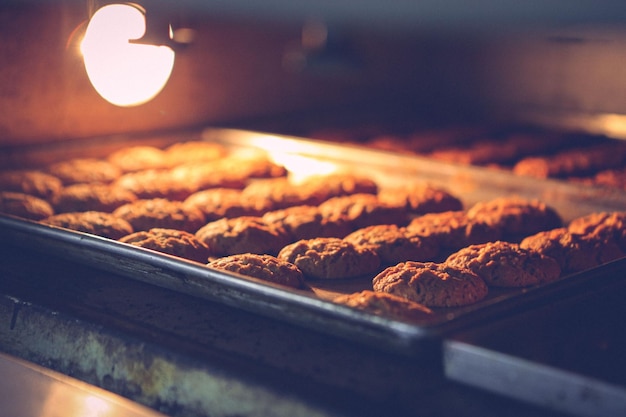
[{"left": 80, "top": 3, "right": 175, "bottom": 107}]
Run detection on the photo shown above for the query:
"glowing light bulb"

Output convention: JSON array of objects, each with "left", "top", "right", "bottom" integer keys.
[{"left": 80, "top": 4, "right": 175, "bottom": 107}]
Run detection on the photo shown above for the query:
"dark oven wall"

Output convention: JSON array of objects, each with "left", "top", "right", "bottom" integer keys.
[{"left": 2, "top": 0, "right": 626, "bottom": 146}]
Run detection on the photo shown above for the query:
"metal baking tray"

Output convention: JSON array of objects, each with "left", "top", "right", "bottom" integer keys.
[{"left": 2, "top": 127, "right": 626, "bottom": 356}]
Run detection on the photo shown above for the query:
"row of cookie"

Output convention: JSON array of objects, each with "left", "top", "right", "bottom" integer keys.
[
  {"left": 337, "top": 210, "right": 626, "bottom": 319},
  {"left": 0, "top": 151, "right": 286, "bottom": 211}
]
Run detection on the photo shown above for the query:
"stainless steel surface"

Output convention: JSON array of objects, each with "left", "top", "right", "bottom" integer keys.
[{"left": 0, "top": 351, "right": 167, "bottom": 417}]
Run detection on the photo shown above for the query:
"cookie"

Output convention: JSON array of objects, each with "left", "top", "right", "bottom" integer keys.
[
  {"left": 277, "top": 237, "right": 380, "bottom": 279},
  {"left": 195, "top": 216, "right": 291, "bottom": 256},
  {"left": 46, "top": 158, "right": 122, "bottom": 185},
  {"left": 0, "top": 191, "right": 54, "bottom": 220},
  {"left": 318, "top": 193, "right": 409, "bottom": 230},
  {"left": 107, "top": 145, "right": 170, "bottom": 172},
  {"left": 520, "top": 228, "right": 623, "bottom": 274},
  {"left": 466, "top": 197, "right": 562, "bottom": 240},
  {"left": 568, "top": 211, "right": 626, "bottom": 251},
  {"left": 333, "top": 290, "right": 433, "bottom": 321},
  {"left": 444, "top": 241, "right": 561, "bottom": 287},
  {"left": 164, "top": 141, "right": 228, "bottom": 166},
  {"left": 241, "top": 177, "right": 314, "bottom": 210},
  {"left": 114, "top": 169, "right": 196, "bottom": 201},
  {"left": 262, "top": 205, "right": 352, "bottom": 241},
  {"left": 169, "top": 163, "right": 248, "bottom": 191},
  {"left": 113, "top": 198, "right": 206, "bottom": 233},
  {"left": 184, "top": 188, "right": 273, "bottom": 221},
  {"left": 207, "top": 253, "right": 305, "bottom": 288},
  {"left": 0, "top": 169, "right": 62, "bottom": 200},
  {"left": 299, "top": 173, "right": 378, "bottom": 203},
  {"left": 378, "top": 182, "right": 463, "bottom": 216},
  {"left": 52, "top": 183, "right": 137, "bottom": 213},
  {"left": 405, "top": 210, "right": 501, "bottom": 253},
  {"left": 372, "top": 261, "right": 488, "bottom": 308},
  {"left": 42, "top": 211, "right": 134, "bottom": 240},
  {"left": 119, "top": 228, "right": 211, "bottom": 263},
  {"left": 343, "top": 224, "right": 439, "bottom": 265}
]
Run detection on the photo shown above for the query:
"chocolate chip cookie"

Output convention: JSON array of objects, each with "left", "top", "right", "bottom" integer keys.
[
  {"left": 119, "top": 228, "right": 211, "bottom": 263},
  {"left": 195, "top": 216, "right": 291, "bottom": 256},
  {"left": 372, "top": 261, "right": 488, "bottom": 307},
  {"left": 445, "top": 241, "right": 561, "bottom": 287},
  {"left": 208, "top": 253, "right": 305, "bottom": 288},
  {"left": 343, "top": 224, "right": 439, "bottom": 265},
  {"left": 278, "top": 237, "right": 380, "bottom": 279}
]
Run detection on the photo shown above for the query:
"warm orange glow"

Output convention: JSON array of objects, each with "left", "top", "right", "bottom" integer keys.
[{"left": 80, "top": 4, "right": 175, "bottom": 107}]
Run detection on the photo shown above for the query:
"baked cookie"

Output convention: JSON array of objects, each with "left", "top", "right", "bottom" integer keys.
[
  {"left": 241, "top": 177, "right": 314, "bottom": 210},
  {"left": 164, "top": 141, "right": 228, "bottom": 165},
  {"left": 52, "top": 183, "right": 137, "bottom": 213},
  {"left": 262, "top": 205, "right": 352, "bottom": 241},
  {"left": 195, "top": 216, "right": 291, "bottom": 256},
  {"left": 299, "top": 173, "right": 378, "bottom": 203},
  {"left": 119, "top": 228, "right": 211, "bottom": 263},
  {"left": 184, "top": 188, "right": 273, "bottom": 221},
  {"left": 207, "top": 253, "right": 305, "bottom": 289},
  {"left": 46, "top": 158, "right": 122, "bottom": 185},
  {"left": 520, "top": 228, "right": 623, "bottom": 274},
  {"left": 378, "top": 182, "right": 463, "bottom": 216},
  {"left": 318, "top": 193, "right": 409, "bottom": 230},
  {"left": 372, "top": 261, "right": 488, "bottom": 308},
  {"left": 113, "top": 198, "right": 206, "bottom": 233},
  {"left": 405, "top": 210, "right": 501, "bottom": 253},
  {"left": 333, "top": 290, "right": 433, "bottom": 321},
  {"left": 0, "top": 169, "right": 62, "bottom": 200},
  {"left": 107, "top": 145, "right": 170, "bottom": 172},
  {"left": 445, "top": 241, "right": 561, "bottom": 287},
  {"left": 0, "top": 191, "right": 54, "bottom": 220},
  {"left": 169, "top": 162, "right": 248, "bottom": 191},
  {"left": 114, "top": 169, "right": 196, "bottom": 201},
  {"left": 343, "top": 224, "right": 439, "bottom": 265},
  {"left": 568, "top": 211, "right": 626, "bottom": 251},
  {"left": 277, "top": 237, "right": 380, "bottom": 279},
  {"left": 42, "top": 211, "right": 133, "bottom": 240},
  {"left": 466, "top": 197, "right": 562, "bottom": 240}
]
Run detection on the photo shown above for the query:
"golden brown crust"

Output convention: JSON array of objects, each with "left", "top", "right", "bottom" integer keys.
[
  {"left": 466, "top": 197, "right": 562, "bottom": 240},
  {"left": 52, "top": 183, "right": 137, "bottom": 213},
  {"left": 42, "top": 211, "right": 133, "bottom": 240},
  {"left": 299, "top": 174, "right": 378, "bottom": 203},
  {"left": 262, "top": 205, "right": 352, "bottom": 241},
  {"left": 520, "top": 227, "right": 623, "bottom": 274},
  {"left": 169, "top": 163, "right": 248, "bottom": 191},
  {"left": 119, "top": 228, "right": 211, "bottom": 263},
  {"left": 164, "top": 141, "right": 228, "bottom": 165},
  {"left": 445, "top": 241, "right": 561, "bottom": 287},
  {"left": 0, "top": 191, "right": 54, "bottom": 220},
  {"left": 0, "top": 169, "right": 63, "bottom": 200},
  {"left": 343, "top": 224, "right": 439, "bottom": 265},
  {"left": 333, "top": 290, "right": 433, "bottom": 321},
  {"left": 107, "top": 145, "right": 170, "bottom": 172},
  {"left": 113, "top": 198, "right": 206, "bottom": 233},
  {"left": 372, "top": 261, "right": 488, "bottom": 308},
  {"left": 207, "top": 253, "right": 305, "bottom": 288},
  {"left": 378, "top": 182, "right": 463, "bottom": 215},
  {"left": 195, "top": 216, "right": 291, "bottom": 256},
  {"left": 241, "top": 177, "right": 314, "bottom": 210},
  {"left": 46, "top": 158, "right": 122, "bottom": 185},
  {"left": 406, "top": 210, "right": 501, "bottom": 252},
  {"left": 114, "top": 169, "right": 196, "bottom": 201},
  {"left": 277, "top": 237, "right": 380, "bottom": 279},
  {"left": 184, "top": 188, "right": 273, "bottom": 221},
  {"left": 318, "top": 193, "right": 409, "bottom": 230},
  {"left": 568, "top": 211, "right": 626, "bottom": 251}
]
